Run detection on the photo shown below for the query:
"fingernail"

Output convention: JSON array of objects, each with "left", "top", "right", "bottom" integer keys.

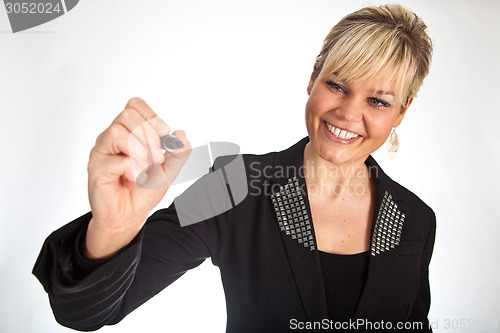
[
  {"left": 159, "top": 120, "right": 170, "bottom": 133},
  {"left": 156, "top": 150, "right": 165, "bottom": 163},
  {"left": 151, "top": 117, "right": 170, "bottom": 136}
]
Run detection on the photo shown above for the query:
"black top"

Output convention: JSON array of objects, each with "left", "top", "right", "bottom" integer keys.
[{"left": 318, "top": 250, "right": 370, "bottom": 323}]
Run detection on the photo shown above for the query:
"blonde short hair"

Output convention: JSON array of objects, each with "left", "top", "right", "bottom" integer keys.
[{"left": 312, "top": 4, "right": 433, "bottom": 108}]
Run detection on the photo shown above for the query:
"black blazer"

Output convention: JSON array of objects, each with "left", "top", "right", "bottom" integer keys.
[{"left": 33, "top": 137, "right": 436, "bottom": 332}]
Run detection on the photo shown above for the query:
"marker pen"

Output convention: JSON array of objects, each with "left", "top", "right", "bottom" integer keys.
[{"left": 161, "top": 134, "right": 184, "bottom": 152}]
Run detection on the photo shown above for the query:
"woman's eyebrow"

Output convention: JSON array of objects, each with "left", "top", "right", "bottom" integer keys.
[
  {"left": 329, "top": 73, "right": 345, "bottom": 82},
  {"left": 373, "top": 90, "right": 395, "bottom": 97}
]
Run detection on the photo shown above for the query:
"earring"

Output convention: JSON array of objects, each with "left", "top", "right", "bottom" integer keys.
[{"left": 386, "top": 128, "right": 399, "bottom": 160}]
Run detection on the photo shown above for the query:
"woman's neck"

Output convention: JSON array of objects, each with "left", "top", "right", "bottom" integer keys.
[{"left": 303, "top": 142, "right": 372, "bottom": 200}]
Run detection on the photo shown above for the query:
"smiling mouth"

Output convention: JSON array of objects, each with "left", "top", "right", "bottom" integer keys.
[{"left": 324, "top": 121, "right": 360, "bottom": 140}]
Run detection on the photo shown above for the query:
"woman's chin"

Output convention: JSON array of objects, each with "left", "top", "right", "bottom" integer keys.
[{"left": 317, "top": 145, "right": 354, "bottom": 165}]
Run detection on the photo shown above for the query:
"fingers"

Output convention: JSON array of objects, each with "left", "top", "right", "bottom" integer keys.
[
  {"left": 124, "top": 97, "right": 163, "bottom": 122},
  {"left": 161, "top": 130, "right": 191, "bottom": 186},
  {"left": 94, "top": 123, "right": 150, "bottom": 167},
  {"left": 90, "top": 98, "right": 170, "bottom": 183},
  {"left": 147, "top": 116, "right": 171, "bottom": 138},
  {"left": 88, "top": 151, "right": 138, "bottom": 186},
  {"left": 122, "top": 98, "right": 173, "bottom": 138},
  {"left": 97, "top": 98, "right": 172, "bottom": 159},
  {"left": 89, "top": 97, "right": 190, "bottom": 188},
  {"left": 135, "top": 130, "right": 192, "bottom": 189},
  {"left": 112, "top": 101, "right": 170, "bottom": 163}
]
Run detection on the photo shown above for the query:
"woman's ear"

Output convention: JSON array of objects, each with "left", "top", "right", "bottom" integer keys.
[
  {"left": 307, "top": 67, "right": 319, "bottom": 95},
  {"left": 307, "top": 77, "right": 315, "bottom": 95},
  {"left": 393, "top": 97, "right": 414, "bottom": 127}
]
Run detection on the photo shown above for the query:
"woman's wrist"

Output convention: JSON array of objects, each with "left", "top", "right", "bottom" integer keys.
[{"left": 82, "top": 217, "right": 143, "bottom": 261}]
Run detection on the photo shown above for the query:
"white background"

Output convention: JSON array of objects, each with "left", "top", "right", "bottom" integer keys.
[{"left": 1, "top": 0, "right": 499, "bottom": 332}]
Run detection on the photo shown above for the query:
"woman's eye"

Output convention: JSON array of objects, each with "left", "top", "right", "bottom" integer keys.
[
  {"left": 325, "top": 80, "right": 346, "bottom": 93},
  {"left": 368, "top": 97, "right": 391, "bottom": 108}
]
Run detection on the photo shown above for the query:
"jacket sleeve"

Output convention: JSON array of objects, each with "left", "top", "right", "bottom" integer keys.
[
  {"left": 32, "top": 202, "right": 224, "bottom": 331},
  {"left": 32, "top": 154, "right": 245, "bottom": 331},
  {"left": 405, "top": 209, "right": 437, "bottom": 332}
]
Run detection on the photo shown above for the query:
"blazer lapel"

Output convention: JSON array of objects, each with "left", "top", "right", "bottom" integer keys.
[
  {"left": 353, "top": 156, "right": 408, "bottom": 319},
  {"left": 267, "top": 137, "right": 331, "bottom": 332}
]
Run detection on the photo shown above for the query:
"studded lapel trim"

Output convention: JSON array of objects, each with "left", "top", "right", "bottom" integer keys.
[
  {"left": 270, "top": 179, "right": 407, "bottom": 257},
  {"left": 270, "top": 176, "right": 316, "bottom": 251},
  {"left": 370, "top": 191, "right": 406, "bottom": 256}
]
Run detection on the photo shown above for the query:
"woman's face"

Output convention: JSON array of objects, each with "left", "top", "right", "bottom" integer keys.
[{"left": 305, "top": 72, "right": 412, "bottom": 166}]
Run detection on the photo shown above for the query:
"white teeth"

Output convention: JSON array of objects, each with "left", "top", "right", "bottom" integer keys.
[{"left": 326, "top": 122, "right": 359, "bottom": 140}]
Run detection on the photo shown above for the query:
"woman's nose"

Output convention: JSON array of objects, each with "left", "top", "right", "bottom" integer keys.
[{"left": 333, "top": 96, "right": 363, "bottom": 122}]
